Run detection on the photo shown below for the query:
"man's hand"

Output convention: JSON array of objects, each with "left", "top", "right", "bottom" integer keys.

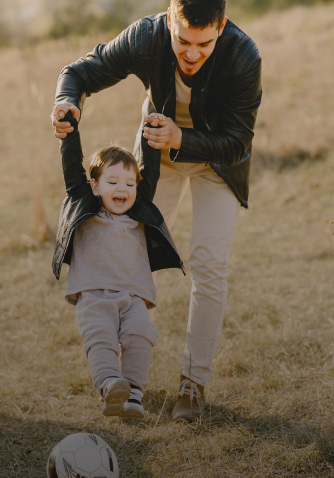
[
  {"left": 51, "top": 103, "right": 81, "bottom": 139},
  {"left": 144, "top": 114, "right": 182, "bottom": 150}
]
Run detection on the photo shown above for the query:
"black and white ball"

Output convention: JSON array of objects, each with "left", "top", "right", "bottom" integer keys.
[{"left": 47, "top": 433, "right": 119, "bottom": 478}]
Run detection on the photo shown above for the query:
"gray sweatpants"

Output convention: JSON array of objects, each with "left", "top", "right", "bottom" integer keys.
[{"left": 75, "top": 289, "right": 158, "bottom": 391}]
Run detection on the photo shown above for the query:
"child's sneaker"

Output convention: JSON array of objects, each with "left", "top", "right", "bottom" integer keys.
[
  {"left": 102, "top": 378, "right": 131, "bottom": 417},
  {"left": 120, "top": 385, "right": 145, "bottom": 419}
]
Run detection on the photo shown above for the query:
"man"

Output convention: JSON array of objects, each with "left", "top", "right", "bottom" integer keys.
[{"left": 52, "top": 0, "right": 262, "bottom": 422}]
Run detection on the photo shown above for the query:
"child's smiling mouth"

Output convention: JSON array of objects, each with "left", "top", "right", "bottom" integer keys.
[{"left": 113, "top": 197, "right": 126, "bottom": 204}]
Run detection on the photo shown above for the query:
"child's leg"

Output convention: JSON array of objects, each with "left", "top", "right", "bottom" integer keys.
[
  {"left": 75, "top": 289, "right": 123, "bottom": 390},
  {"left": 119, "top": 295, "right": 158, "bottom": 392}
]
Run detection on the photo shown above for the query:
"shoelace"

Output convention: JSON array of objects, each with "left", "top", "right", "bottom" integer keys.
[{"left": 178, "top": 379, "right": 201, "bottom": 402}]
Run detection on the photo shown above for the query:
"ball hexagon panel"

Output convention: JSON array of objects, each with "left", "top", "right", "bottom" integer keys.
[{"left": 75, "top": 444, "right": 103, "bottom": 473}]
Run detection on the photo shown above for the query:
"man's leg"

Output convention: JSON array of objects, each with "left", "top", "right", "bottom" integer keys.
[
  {"left": 173, "top": 173, "right": 239, "bottom": 420},
  {"left": 152, "top": 159, "right": 190, "bottom": 229},
  {"left": 149, "top": 157, "right": 189, "bottom": 322}
]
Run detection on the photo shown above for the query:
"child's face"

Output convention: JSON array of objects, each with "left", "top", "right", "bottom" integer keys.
[{"left": 91, "top": 162, "right": 137, "bottom": 215}]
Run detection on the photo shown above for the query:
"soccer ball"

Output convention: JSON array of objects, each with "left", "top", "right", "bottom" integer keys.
[{"left": 47, "top": 433, "right": 119, "bottom": 478}]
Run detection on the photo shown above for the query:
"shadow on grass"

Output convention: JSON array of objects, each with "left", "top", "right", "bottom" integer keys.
[
  {"left": 143, "top": 388, "right": 175, "bottom": 416},
  {"left": 0, "top": 413, "right": 154, "bottom": 478},
  {"left": 141, "top": 387, "right": 334, "bottom": 467},
  {"left": 203, "top": 405, "right": 334, "bottom": 466},
  {"left": 3, "top": 396, "right": 334, "bottom": 477}
]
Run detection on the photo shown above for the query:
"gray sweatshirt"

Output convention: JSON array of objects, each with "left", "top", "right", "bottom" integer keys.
[{"left": 65, "top": 209, "right": 156, "bottom": 308}]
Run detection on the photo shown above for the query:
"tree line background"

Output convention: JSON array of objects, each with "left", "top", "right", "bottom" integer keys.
[{"left": 0, "top": 0, "right": 333, "bottom": 47}]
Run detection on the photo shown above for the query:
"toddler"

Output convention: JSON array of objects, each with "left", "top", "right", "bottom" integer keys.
[{"left": 52, "top": 111, "right": 184, "bottom": 418}]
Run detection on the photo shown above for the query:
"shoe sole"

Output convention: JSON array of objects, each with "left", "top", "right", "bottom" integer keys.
[
  {"left": 171, "top": 403, "right": 205, "bottom": 422},
  {"left": 172, "top": 411, "right": 200, "bottom": 422},
  {"left": 119, "top": 405, "right": 145, "bottom": 419},
  {"left": 102, "top": 379, "right": 131, "bottom": 417}
]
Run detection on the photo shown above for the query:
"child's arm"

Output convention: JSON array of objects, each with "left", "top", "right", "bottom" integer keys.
[
  {"left": 59, "top": 111, "right": 89, "bottom": 196},
  {"left": 136, "top": 124, "right": 161, "bottom": 202}
]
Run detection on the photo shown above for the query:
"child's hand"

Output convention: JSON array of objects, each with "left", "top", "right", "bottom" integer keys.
[
  {"left": 51, "top": 103, "right": 81, "bottom": 139},
  {"left": 143, "top": 113, "right": 182, "bottom": 150},
  {"left": 144, "top": 113, "right": 166, "bottom": 127}
]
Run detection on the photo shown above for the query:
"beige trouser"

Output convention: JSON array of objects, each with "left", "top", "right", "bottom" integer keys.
[{"left": 153, "top": 153, "right": 239, "bottom": 386}]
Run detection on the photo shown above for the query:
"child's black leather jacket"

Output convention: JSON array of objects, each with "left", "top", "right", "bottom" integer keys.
[{"left": 52, "top": 111, "right": 184, "bottom": 280}]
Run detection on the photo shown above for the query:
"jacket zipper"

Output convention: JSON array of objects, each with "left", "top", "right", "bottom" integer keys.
[
  {"left": 162, "top": 57, "right": 176, "bottom": 115},
  {"left": 57, "top": 212, "right": 97, "bottom": 276},
  {"left": 130, "top": 210, "right": 186, "bottom": 275},
  {"left": 204, "top": 116, "right": 211, "bottom": 166},
  {"left": 209, "top": 163, "right": 247, "bottom": 208}
]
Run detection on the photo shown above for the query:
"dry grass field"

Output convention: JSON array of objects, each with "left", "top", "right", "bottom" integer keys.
[{"left": 1, "top": 3, "right": 334, "bottom": 477}]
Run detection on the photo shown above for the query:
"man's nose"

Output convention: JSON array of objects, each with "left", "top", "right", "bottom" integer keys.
[{"left": 186, "top": 47, "right": 200, "bottom": 61}]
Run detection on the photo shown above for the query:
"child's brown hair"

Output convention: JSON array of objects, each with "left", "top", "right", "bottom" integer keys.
[{"left": 89, "top": 145, "right": 141, "bottom": 183}]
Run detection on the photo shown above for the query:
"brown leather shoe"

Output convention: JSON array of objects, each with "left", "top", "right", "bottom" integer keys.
[{"left": 172, "top": 376, "right": 205, "bottom": 422}]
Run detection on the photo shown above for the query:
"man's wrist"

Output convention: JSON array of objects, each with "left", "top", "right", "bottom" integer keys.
[{"left": 172, "top": 127, "right": 182, "bottom": 150}]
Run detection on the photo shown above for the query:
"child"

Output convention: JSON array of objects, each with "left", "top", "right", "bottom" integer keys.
[{"left": 52, "top": 111, "right": 184, "bottom": 418}]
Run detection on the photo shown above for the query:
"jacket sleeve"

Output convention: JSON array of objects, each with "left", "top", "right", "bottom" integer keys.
[
  {"left": 136, "top": 124, "right": 161, "bottom": 202},
  {"left": 59, "top": 111, "right": 89, "bottom": 196},
  {"left": 55, "top": 23, "right": 141, "bottom": 112},
  {"left": 171, "top": 50, "right": 262, "bottom": 166}
]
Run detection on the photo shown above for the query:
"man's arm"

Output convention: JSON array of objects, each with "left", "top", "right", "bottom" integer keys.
[
  {"left": 175, "top": 57, "right": 262, "bottom": 166},
  {"left": 144, "top": 53, "right": 262, "bottom": 166},
  {"left": 52, "top": 22, "right": 141, "bottom": 138}
]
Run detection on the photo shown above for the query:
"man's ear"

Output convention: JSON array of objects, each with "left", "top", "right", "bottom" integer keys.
[
  {"left": 167, "top": 7, "right": 172, "bottom": 31},
  {"left": 218, "top": 16, "right": 228, "bottom": 36},
  {"left": 90, "top": 179, "right": 99, "bottom": 196}
]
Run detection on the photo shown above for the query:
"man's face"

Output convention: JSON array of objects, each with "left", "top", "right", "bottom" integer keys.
[{"left": 168, "top": 8, "right": 227, "bottom": 78}]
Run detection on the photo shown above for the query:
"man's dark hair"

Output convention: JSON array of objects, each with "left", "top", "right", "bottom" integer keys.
[{"left": 170, "top": 0, "right": 226, "bottom": 29}]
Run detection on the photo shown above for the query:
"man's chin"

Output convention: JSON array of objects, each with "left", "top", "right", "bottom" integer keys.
[{"left": 179, "top": 60, "right": 202, "bottom": 76}]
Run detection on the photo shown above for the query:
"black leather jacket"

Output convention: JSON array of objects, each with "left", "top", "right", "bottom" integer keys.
[
  {"left": 55, "top": 13, "right": 262, "bottom": 208},
  {"left": 52, "top": 112, "right": 184, "bottom": 279}
]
